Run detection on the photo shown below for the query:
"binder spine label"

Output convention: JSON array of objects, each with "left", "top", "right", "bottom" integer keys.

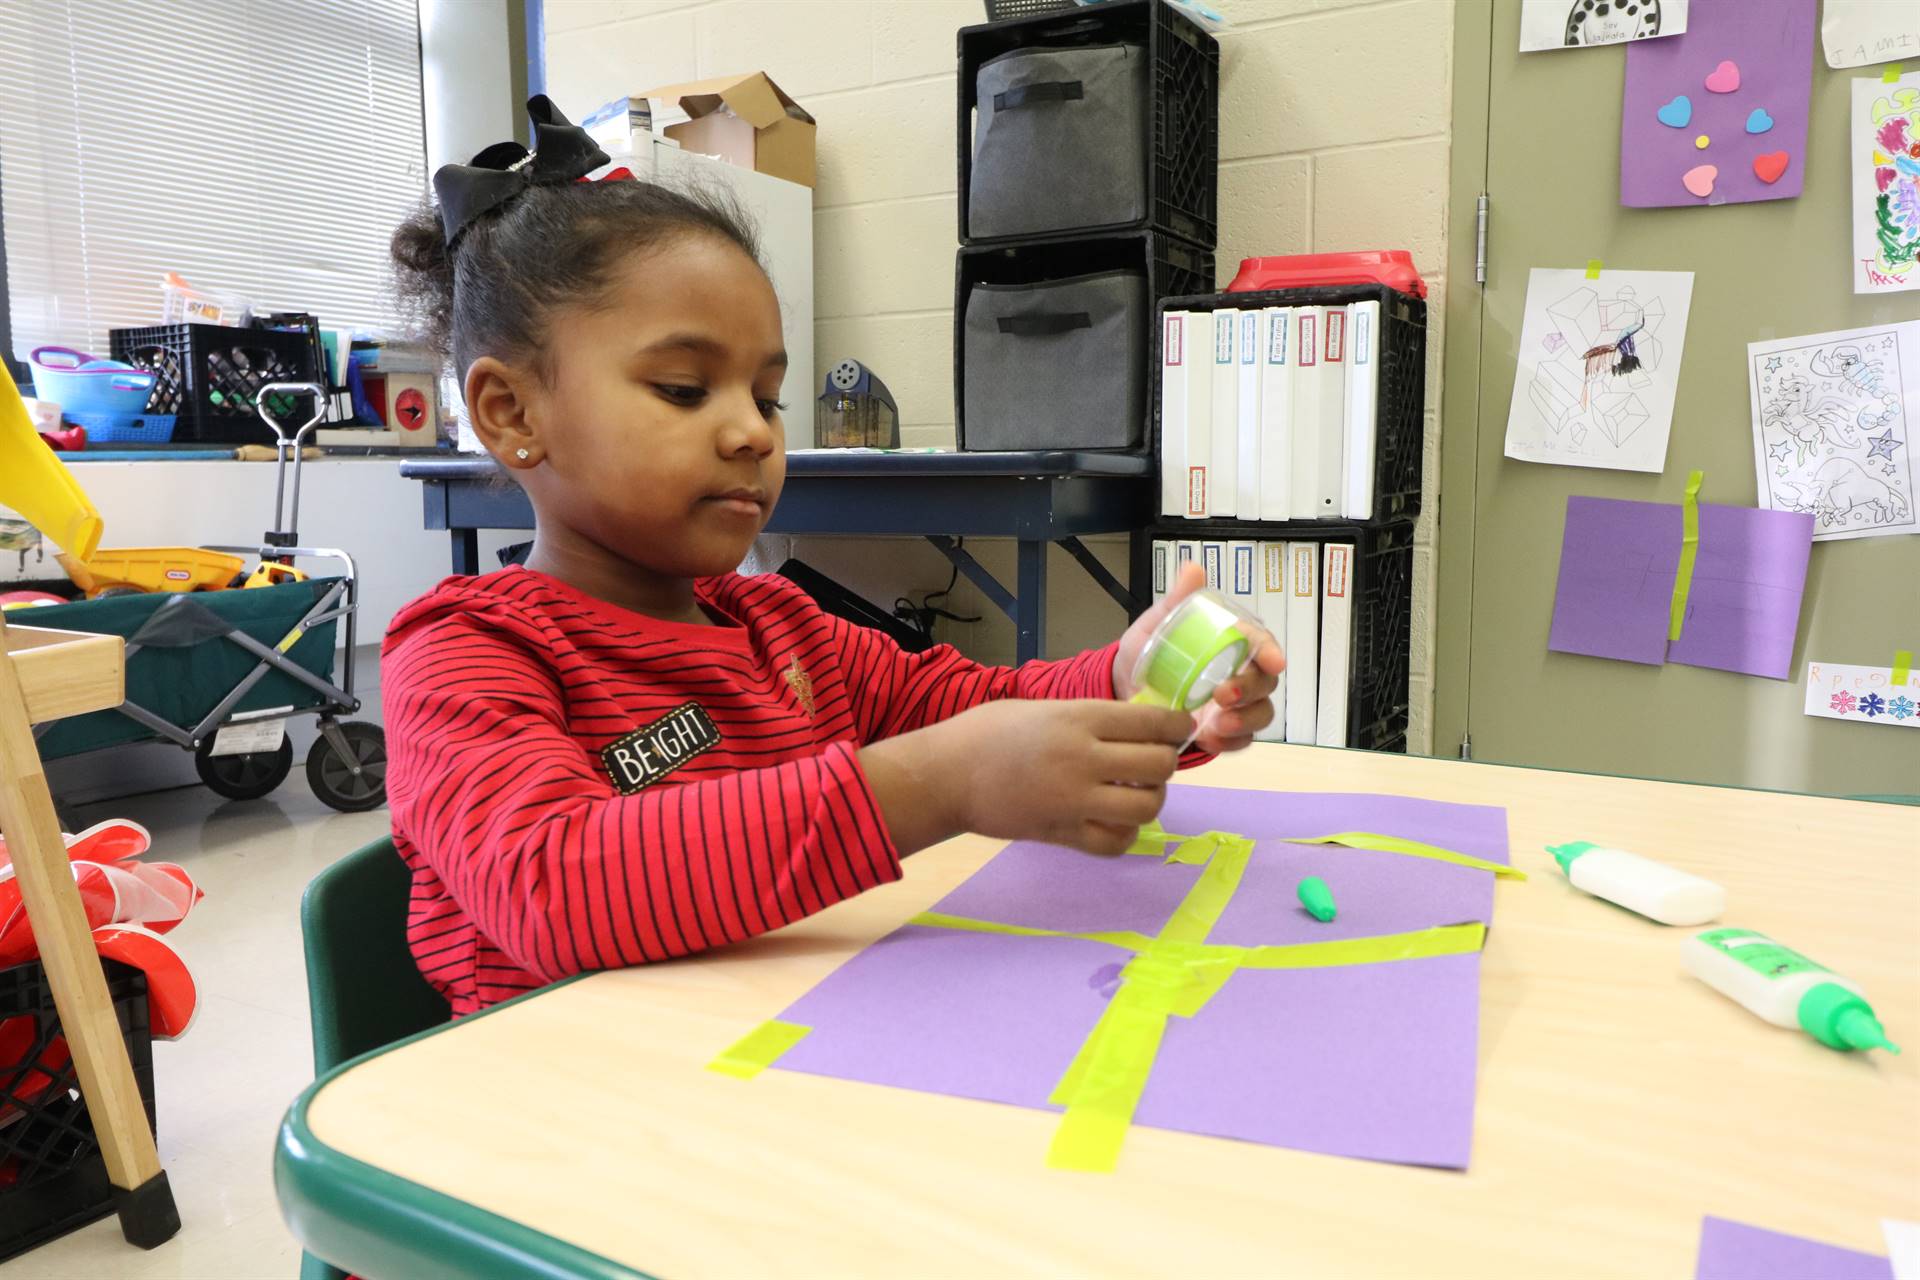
[{"left": 1326, "top": 310, "right": 1345, "bottom": 363}]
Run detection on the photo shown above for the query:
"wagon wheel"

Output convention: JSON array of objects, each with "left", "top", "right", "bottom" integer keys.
[
  {"left": 194, "top": 733, "right": 293, "bottom": 801},
  {"left": 306, "top": 720, "right": 386, "bottom": 812}
]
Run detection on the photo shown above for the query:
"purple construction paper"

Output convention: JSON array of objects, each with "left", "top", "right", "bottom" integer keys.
[
  {"left": 1622, "top": 0, "right": 1815, "bottom": 207},
  {"left": 1696, "top": 1216, "right": 1893, "bottom": 1280},
  {"left": 1549, "top": 495, "right": 1814, "bottom": 678},
  {"left": 773, "top": 787, "right": 1509, "bottom": 1170}
]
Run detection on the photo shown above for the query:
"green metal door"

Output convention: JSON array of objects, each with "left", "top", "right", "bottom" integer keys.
[{"left": 1438, "top": 0, "right": 1919, "bottom": 795}]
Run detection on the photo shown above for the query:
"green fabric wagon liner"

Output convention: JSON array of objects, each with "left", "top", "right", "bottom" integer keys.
[{"left": 28, "top": 578, "right": 342, "bottom": 759}]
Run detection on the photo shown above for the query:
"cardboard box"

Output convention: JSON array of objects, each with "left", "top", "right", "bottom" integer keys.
[
  {"left": 582, "top": 95, "right": 659, "bottom": 176},
  {"left": 637, "top": 72, "right": 816, "bottom": 189}
]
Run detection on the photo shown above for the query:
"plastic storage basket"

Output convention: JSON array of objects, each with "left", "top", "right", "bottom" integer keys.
[
  {"left": 1132, "top": 521, "right": 1414, "bottom": 752},
  {"left": 0, "top": 959, "right": 155, "bottom": 1260},
  {"left": 109, "top": 323, "right": 323, "bottom": 446},
  {"left": 960, "top": 0, "right": 1219, "bottom": 247},
  {"left": 26, "top": 349, "right": 156, "bottom": 416},
  {"left": 956, "top": 229, "right": 1213, "bottom": 450},
  {"left": 1156, "top": 283, "right": 1428, "bottom": 523},
  {"left": 60, "top": 411, "right": 178, "bottom": 445}
]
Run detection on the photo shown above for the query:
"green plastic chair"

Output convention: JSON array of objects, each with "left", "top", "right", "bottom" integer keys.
[{"left": 297, "top": 836, "right": 451, "bottom": 1280}]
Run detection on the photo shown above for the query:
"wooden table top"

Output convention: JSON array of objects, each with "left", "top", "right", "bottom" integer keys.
[{"left": 302, "top": 745, "right": 1920, "bottom": 1278}]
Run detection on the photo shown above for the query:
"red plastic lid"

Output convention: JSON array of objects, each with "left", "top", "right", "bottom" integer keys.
[{"left": 1226, "top": 250, "right": 1427, "bottom": 299}]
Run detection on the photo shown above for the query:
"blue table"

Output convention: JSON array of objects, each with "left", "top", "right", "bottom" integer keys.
[{"left": 401, "top": 451, "right": 1156, "bottom": 662}]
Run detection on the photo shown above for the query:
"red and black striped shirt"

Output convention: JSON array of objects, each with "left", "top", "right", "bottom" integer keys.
[{"left": 383, "top": 566, "right": 1123, "bottom": 1015}]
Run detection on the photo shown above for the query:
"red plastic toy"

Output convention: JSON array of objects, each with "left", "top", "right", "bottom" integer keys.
[
  {"left": 1227, "top": 250, "right": 1427, "bottom": 299},
  {"left": 37, "top": 424, "right": 86, "bottom": 452}
]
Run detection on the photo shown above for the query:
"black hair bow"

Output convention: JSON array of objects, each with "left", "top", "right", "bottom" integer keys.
[{"left": 433, "top": 95, "right": 612, "bottom": 245}]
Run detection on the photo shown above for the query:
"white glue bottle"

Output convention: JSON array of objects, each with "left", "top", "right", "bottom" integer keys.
[
  {"left": 1546, "top": 841, "right": 1726, "bottom": 926},
  {"left": 1683, "top": 928, "right": 1901, "bottom": 1055}
]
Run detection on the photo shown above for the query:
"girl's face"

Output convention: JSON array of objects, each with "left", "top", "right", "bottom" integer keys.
[{"left": 506, "top": 234, "right": 788, "bottom": 581}]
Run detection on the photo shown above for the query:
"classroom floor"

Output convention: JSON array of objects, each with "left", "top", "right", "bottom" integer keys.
[{"left": 13, "top": 756, "right": 390, "bottom": 1276}]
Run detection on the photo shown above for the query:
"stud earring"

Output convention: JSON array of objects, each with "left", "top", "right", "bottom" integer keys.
[{"left": 515, "top": 448, "right": 530, "bottom": 460}]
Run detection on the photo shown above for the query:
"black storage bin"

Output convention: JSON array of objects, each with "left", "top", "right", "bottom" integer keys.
[
  {"left": 956, "top": 230, "right": 1213, "bottom": 451},
  {"left": 0, "top": 959, "right": 156, "bottom": 1260},
  {"left": 1155, "top": 283, "right": 1428, "bottom": 523},
  {"left": 959, "top": 0, "right": 1218, "bottom": 247},
  {"left": 964, "top": 269, "right": 1146, "bottom": 450},
  {"left": 110, "top": 322, "right": 325, "bottom": 446},
  {"left": 970, "top": 44, "right": 1148, "bottom": 241},
  {"left": 1131, "top": 521, "right": 1413, "bottom": 752}
]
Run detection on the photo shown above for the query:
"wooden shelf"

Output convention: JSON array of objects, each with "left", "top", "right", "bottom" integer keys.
[{"left": 5, "top": 624, "right": 125, "bottom": 722}]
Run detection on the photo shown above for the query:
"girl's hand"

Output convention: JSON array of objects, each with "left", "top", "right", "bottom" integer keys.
[
  {"left": 861, "top": 699, "right": 1193, "bottom": 856},
  {"left": 1112, "top": 561, "right": 1286, "bottom": 755}
]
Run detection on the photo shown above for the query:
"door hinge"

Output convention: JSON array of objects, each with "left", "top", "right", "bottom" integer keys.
[
  {"left": 1473, "top": 193, "right": 1489, "bottom": 285},
  {"left": 1458, "top": 731, "right": 1474, "bottom": 760}
]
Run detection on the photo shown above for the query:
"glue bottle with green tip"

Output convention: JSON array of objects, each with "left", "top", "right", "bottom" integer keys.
[{"left": 1683, "top": 928, "right": 1900, "bottom": 1055}]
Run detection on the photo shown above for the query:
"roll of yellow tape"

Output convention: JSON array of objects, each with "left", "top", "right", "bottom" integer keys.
[{"left": 1127, "top": 589, "right": 1256, "bottom": 712}]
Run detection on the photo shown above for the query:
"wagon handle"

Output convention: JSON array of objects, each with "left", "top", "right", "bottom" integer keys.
[{"left": 254, "top": 382, "right": 327, "bottom": 548}]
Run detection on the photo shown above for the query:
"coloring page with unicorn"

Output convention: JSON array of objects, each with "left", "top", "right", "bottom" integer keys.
[
  {"left": 1747, "top": 320, "right": 1918, "bottom": 541},
  {"left": 1504, "top": 267, "right": 1696, "bottom": 473}
]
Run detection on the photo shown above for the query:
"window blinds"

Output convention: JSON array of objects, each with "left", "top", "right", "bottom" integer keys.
[{"left": 0, "top": 0, "right": 426, "bottom": 357}]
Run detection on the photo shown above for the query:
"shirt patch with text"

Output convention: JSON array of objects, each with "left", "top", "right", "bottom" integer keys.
[{"left": 601, "top": 702, "right": 721, "bottom": 795}]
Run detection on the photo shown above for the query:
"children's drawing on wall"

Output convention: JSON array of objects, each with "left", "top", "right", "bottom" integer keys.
[
  {"left": 1748, "top": 321, "right": 1918, "bottom": 541},
  {"left": 1504, "top": 267, "right": 1695, "bottom": 473},
  {"left": 1520, "top": 0, "right": 1687, "bottom": 51},
  {"left": 1852, "top": 72, "right": 1920, "bottom": 295}
]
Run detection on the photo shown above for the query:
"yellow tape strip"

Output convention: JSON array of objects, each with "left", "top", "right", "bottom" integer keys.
[
  {"left": 1240, "top": 922, "right": 1487, "bottom": 970},
  {"left": 1886, "top": 63, "right": 1904, "bottom": 84},
  {"left": 1669, "top": 469, "right": 1703, "bottom": 644},
  {"left": 1586, "top": 258, "right": 1603, "bottom": 279},
  {"left": 1159, "top": 833, "right": 1255, "bottom": 943},
  {"left": 275, "top": 626, "right": 306, "bottom": 654},
  {"left": 706, "top": 1019, "right": 810, "bottom": 1079},
  {"left": 1285, "top": 832, "right": 1526, "bottom": 881},
  {"left": 1046, "top": 833, "right": 1255, "bottom": 1171},
  {"left": 1892, "top": 649, "right": 1913, "bottom": 688},
  {"left": 908, "top": 911, "right": 1155, "bottom": 952}
]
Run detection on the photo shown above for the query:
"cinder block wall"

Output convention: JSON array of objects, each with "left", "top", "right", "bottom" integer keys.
[{"left": 544, "top": 0, "right": 1453, "bottom": 751}]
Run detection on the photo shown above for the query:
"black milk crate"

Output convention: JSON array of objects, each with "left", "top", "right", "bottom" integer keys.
[
  {"left": 1157, "top": 284, "right": 1427, "bottom": 524},
  {"left": 955, "top": 229, "right": 1214, "bottom": 451},
  {"left": 984, "top": 0, "right": 1075, "bottom": 19},
  {"left": 110, "top": 322, "right": 325, "bottom": 446},
  {"left": 0, "top": 959, "right": 156, "bottom": 1260},
  {"left": 1133, "top": 521, "right": 1413, "bottom": 752},
  {"left": 959, "top": 0, "right": 1219, "bottom": 247}
]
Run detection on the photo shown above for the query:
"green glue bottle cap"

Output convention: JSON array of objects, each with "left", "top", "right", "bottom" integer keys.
[
  {"left": 1547, "top": 841, "right": 1598, "bottom": 875},
  {"left": 1798, "top": 982, "right": 1902, "bottom": 1054},
  {"left": 1297, "top": 876, "right": 1337, "bottom": 923}
]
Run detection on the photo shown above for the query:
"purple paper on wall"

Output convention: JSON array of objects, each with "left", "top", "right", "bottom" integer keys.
[
  {"left": 772, "top": 787, "right": 1509, "bottom": 1170},
  {"left": 1695, "top": 1216, "right": 1893, "bottom": 1280},
  {"left": 1548, "top": 495, "right": 1814, "bottom": 679},
  {"left": 1622, "top": 0, "right": 1816, "bottom": 207}
]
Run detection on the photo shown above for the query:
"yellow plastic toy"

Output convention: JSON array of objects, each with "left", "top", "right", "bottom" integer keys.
[
  {"left": 2, "top": 360, "right": 261, "bottom": 597},
  {"left": 0, "top": 361, "right": 102, "bottom": 563},
  {"left": 60, "top": 547, "right": 247, "bottom": 597}
]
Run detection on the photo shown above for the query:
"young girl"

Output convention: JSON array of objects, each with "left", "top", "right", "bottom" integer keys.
[{"left": 384, "top": 98, "right": 1283, "bottom": 1016}]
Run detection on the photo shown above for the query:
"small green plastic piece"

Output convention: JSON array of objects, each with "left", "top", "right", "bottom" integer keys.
[
  {"left": 1547, "top": 841, "right": 1598, "bottom": 875},
  {"left": 1297, "top": 876, "right": 1337, "bottom": 923},
  {"left": 1798, "top": 981, "right": 1902, "bottom": 1054}
]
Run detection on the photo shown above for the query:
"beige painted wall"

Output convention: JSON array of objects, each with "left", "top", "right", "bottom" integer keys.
[{"left": 544, "top": 0, "right": 1453, "bottom": 750}]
